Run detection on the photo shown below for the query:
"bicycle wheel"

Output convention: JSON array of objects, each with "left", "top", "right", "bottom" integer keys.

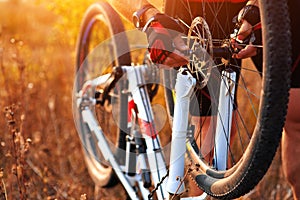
[
  {"left": 163, "top": 0, "right": 291, "bottom": 198},
  {"left": 74, "top": 2, "right": 131, "bottom": 187}
]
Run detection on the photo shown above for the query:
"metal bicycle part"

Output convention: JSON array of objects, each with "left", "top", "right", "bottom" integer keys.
[
  {"left": 74, "top": 1, "right": 131, "bottom": 188},
  {"left": 186, "top": 16, "right": 213, "bottom": 89}
]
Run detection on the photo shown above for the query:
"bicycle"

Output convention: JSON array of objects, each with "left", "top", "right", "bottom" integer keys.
[{"left": 73, "top": 1, "right": 292, "bottom": 199}]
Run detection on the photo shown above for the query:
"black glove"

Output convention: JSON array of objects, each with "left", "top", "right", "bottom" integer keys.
[{"left": 237, "top": 5, "right": 262, "bottom": 46}]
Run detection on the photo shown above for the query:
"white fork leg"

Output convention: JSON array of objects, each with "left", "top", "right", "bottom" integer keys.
[
  {"left": 166, "top": 70, "right": 196, "bottom": 195},
  {"left": 214, "top": 70, "right": 236, "bottom": 170}
]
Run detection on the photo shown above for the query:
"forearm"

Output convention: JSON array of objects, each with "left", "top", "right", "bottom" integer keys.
[{"left": 107, "top": 0, "right": 160, "bottom": 23}]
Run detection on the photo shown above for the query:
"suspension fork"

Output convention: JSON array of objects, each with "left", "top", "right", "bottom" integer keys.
[
  {"left": 214, "top": 69, "right": 236, "bottom": 170},
  {"left": 166, "top": 69, "right": 196, "bottom": 195}
]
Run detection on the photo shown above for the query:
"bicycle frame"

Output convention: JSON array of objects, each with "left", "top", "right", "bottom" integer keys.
[
  {"left": 125, "top": 66, "right": 169, "bottom": 200},
  {"left": 77, "top": 64, "right": 236, "bottom": 200},
  {"left": 78, "top": 65, "right": 169, "bottom": 200}
]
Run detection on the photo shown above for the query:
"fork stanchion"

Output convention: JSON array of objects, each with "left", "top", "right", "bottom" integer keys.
[{"left": 166, "top": 69, "right": 196, "bottom": 195}]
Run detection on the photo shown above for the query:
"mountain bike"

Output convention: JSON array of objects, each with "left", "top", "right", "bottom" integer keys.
[{"left": 73, "top": 1, "right": 292, "bottom": 199}]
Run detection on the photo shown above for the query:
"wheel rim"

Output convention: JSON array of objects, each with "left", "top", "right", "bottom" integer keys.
[{"left": 73, "top": 3, "right": 131, "bottom": 186}]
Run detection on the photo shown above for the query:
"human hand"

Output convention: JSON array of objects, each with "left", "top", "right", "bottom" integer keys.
[
  {"left": 145, "top": 13, "right": 189, "bottom": 67},
  {"left": 231, "top": 4, "right": 261, "bottom": 59}
]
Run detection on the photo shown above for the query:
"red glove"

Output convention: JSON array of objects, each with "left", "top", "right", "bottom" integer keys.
[{"left": 145, "top": 13, "right": 187, "bottom": 66}]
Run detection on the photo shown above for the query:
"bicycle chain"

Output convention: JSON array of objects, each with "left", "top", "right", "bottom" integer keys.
[{"left": 148, "top": 170, "right": 169, "bottom": 200}]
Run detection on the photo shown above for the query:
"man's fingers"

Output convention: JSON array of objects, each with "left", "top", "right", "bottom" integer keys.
[
  {"left": 150, "top": 34, "right": 189, "bottom": 67},
  {"left": 232, "top": 42, "right": 244, "bottom": 50},
  {"left": 233, "top": 45, "right": 257, "bottom": 59},
  {"left": 169, "top": 49, "right": 188, "bottom": 60},
  {"left": 164, "top": 58, "right": 189, "bottom": 67},
  {"left": 163, "top": 49, "right": 189, "bottom": 66},
  {"left": 173, "top": 34, "right": 189, "bottom": 51}
]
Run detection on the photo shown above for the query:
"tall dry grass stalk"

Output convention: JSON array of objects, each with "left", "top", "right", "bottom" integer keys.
[{"left": 3, "top": 104, "right": 30, "bottom": 200}]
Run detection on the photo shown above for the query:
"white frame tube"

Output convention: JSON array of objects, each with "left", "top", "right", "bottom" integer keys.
[{"left": 126, "top": 66, "right": 169, "bottom": 200}]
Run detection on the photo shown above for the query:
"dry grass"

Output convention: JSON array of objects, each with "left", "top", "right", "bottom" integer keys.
[
  {"left": 0, "top": 1, "right": 95, "bottom": 199},
  {"left": 0, "top": 1, "right": 294, "bottom": 200}
]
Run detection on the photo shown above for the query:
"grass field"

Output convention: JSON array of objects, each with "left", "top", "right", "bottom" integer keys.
[{"left": 0, "top": 1, "right": 294, "bottom": 199}]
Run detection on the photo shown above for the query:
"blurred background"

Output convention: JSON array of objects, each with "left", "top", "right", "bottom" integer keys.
[{"left": 0, "top": 0, "right": 294, "bottom": 199}]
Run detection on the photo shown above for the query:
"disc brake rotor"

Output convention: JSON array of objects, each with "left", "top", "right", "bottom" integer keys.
[{"left": 187, "top": 16, "right": 213, "bottom": 89}]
